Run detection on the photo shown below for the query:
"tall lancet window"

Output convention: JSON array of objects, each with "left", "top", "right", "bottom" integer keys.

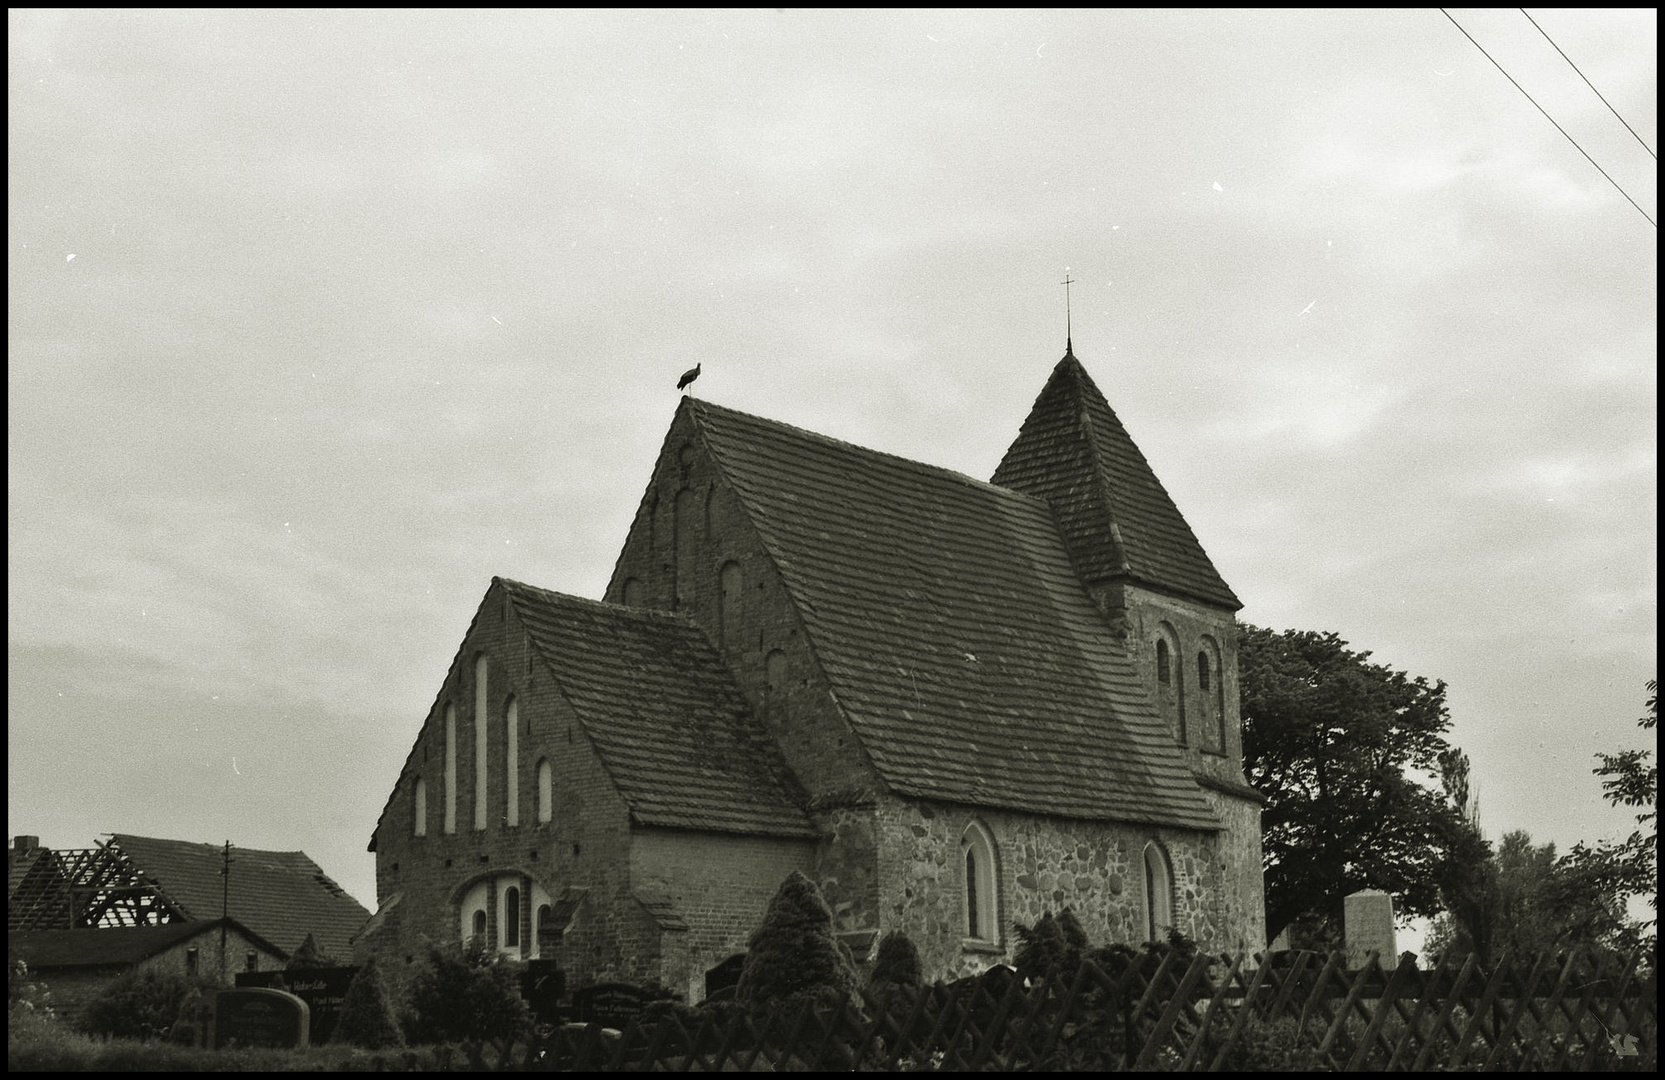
[
  {"left": 1144, "top": 842, "right": 1174, "bottom": 943},
  {"left": 719, "top": 561, "right": 743, "bottom": 651},
  {"left": 536, "top": 758, "right": 553, "bottom": 823},
  {"left": 413, "top": 776, "right": 427, "bottom": 837},
  {"left": 444, "top": 704, "right": 458, "bottom": 834},
  {"left": 504, "top": 696, "right": 520, "bottom": 827},
  {"left": 1155, "top": 628, "right": 1186, "bottom": 745},
  {"left": 474, "top": 655, "right": 488, "bottom": 831},
  {"left": 1198, "top": 639, "right": 1226, "bottom": 754},
  {"left": 961, "top": 820, "right": 999, "bottom": 944}
]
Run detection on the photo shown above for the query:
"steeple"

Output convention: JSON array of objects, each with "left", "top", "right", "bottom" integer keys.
[{"left": 991, "top": 351, "right": 1240, "bottom": 611}]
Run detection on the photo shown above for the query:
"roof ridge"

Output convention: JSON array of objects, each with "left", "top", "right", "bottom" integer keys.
[
  {"left": 686, "top": 397, "right": 1052, "bottom": 507},
  {"left": 494, "top": 576, "right": 698, "bottom": 626}
]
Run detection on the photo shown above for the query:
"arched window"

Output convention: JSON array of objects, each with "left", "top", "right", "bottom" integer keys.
[
  {"left": 1154, "top": 628, "right": 1185, "bottom": 745},
  {"left": 504, "top": 696, "right": 520, "bottom": 827},
  {"left": 674, "top": 487, "right": 697, "bottom": 608},
  {"left": 444, "top": 704, "right": 458, "bottom": 834},
  {"left": 960, "top": 821, "right": 999, "bottom": 943},
  {"left": 1198, "top": 639, "right": 1226, "bottom": 754},
  {"left": 719, "top": 561, "right": 743, "bottom": 651},
  {"left": 413, "top": 776, "right": 428, "bottom": 837},
  {"left": 474, "top": 655, "right": 489, "bottom": 831},
  {"left": 1143, "top": 842, "right": 1173, "bottom": 943},
  {"left": 536, "top": 904, "right": 553, "bottom": 947},
  {"left": 503, "top": 886, "right": 521, "bottom": 948},
  {"left": 536, "top": 758, "right": 553, "bottom": 824},
  {"left": 472, "top": 909, "right": 487, "bottom": 942}
]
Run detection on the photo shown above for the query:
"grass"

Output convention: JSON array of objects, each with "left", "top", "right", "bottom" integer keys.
[{"left": 7, "top": 1008, "right": 463, "bottom": 1072}]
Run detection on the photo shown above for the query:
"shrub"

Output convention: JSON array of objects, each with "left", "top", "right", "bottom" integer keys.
[
  {"left": 867, "top": 931, "right": 922, "bottom": 991},
  {"left": 332, "top": 955, "right": 405, "bottom": 1049},
  {"left": 405, "top": 939, "right": 531, "bottom": 1045},
  {"left": 737, "top": 871, "right": 857, "bottom": 1007},
  {"left": 1013, "top": 908, "right": 1088, "bottom": 985},
  {"left": 285, "top": 932, "right": 339, "bottom": 970},
  {"left": 8, "top": 953, "right": 54, "bottom": 1021},
  {"left": 80, "top": 967, "right": 217, "bottom": 1042}
]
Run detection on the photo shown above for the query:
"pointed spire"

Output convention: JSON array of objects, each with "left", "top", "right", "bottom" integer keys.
[{"left": 991, "top": 351, "right": 1240, "bottom": 610}]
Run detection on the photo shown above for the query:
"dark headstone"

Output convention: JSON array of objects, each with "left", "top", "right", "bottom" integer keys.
[
  {"left": 209, "top": 987, "right": 310, "bottom": 1049},
  {"left": 572, "top": 982, "right": 650, "bottom": 1029},
  {"left": 237, "top": 966, "right": 357, "bottom": 1045},
  {"left": 522, "top": 960, "right": 567, "bottom": 1025},
  {"left": 704, "top": 954, "right": 746, "bottom": 1000}
]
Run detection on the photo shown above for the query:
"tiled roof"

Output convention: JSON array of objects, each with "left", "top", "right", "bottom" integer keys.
[
  {"left": 685, "top": 399, "right": 1221, "bottom": 831},
  {"left": 991, "top": 352, "right": 1241, "bottom": 610},
  {"left": 8, "top": 918, "right": 281, "bottom": 969},
  {"left": 499, "top": 579, "right": 816, "bottom": 840},
  {"left": 108, "top": 835, "right": 370, "bottom": 961}
]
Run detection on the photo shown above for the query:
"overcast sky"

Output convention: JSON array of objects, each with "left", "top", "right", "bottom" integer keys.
[{"left": 9, "top": 9, "right": 1656, "bottom": 941}]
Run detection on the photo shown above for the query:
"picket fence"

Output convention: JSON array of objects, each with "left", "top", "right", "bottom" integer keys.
[{"left": 446, "top": 946, "right": 1655, "bottom": 1072}]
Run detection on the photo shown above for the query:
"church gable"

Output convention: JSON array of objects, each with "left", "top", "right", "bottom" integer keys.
[
  {"left": 499, "top": 577, "right": 814, "bottom": 840},
  {"left": 992, "top": 351, "right": 1240, "bottom": 611},
  {"left": 680, "top": 399, "right": 1221, "bottom": 833}
]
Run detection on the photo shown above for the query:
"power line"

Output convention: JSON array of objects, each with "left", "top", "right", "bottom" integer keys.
[
  {"left": 1520, "top": 8, "right": 1656, "bottom": 161},
  {"left": 1440, "top": 8, "right": 1656, "bottom": 228}
]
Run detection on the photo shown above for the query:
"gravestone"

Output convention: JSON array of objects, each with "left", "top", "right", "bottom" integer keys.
[
  {"left": 521, "top": 959, "right": 567, "bottom": 1025},
  {"left": 208, "top": 987, "right": 310, "bottom": 1049},
  {"left": 1343, "top": 889, "right": 1397, "bottom": 970},
  {"left": 572, "top": 982, "right": 650, "bottom": 1029},
  {"left": 236, "top": 966, "right": 357, "bottom": 1045},
  {"left": 703, "top": 954, "right": 745, "bottom": 1001}
]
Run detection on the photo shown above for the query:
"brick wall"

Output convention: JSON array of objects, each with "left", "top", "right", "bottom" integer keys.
[
  {"left": 604, "top": 409, "right": 883, "bottom": 804},
  {"left": 366, "top": 581, "right": 640, "bottom": 995},
  {"left": 629, "top": 826, "right": 815, "bottom": 1001}
]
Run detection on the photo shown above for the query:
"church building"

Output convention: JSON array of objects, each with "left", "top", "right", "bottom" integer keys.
[{"left": 361, "top": 347, "right": 1266, "bottom": 1001}]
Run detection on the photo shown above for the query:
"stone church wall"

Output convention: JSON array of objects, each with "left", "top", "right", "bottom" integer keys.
[{"left": 868, "top": 796, "right": 1234, "bottom": 982}]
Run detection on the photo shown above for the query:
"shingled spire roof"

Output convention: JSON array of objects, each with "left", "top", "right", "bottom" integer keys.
[{"left": 990, "top": 350, "right": 1241, "bottom": 610}]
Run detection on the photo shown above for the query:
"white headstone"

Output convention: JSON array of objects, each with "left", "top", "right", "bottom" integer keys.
[{"left": 1343, "top": 890, "right": 1396, "bottom": 969}]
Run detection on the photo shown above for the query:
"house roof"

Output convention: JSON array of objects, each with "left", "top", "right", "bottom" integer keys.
[
  {"left": 683, "top": 397, "right": 1222, "bottom": 831},
  {"left": 8, "top": 917, "right": 282, "bottom": 969},
  {"left": 991, "top": 351, "right": 1241, "bottom": 610},
  {"left": 107, "top": 835, "right": 370, "bottom": 961},
  {"left": 499, "top": 578, "right": 816, "bottom": 840}
]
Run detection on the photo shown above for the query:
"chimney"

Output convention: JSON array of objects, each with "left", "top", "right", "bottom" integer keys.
[{"left": 14, "top": 835, "right": 41, "bottom": 853}]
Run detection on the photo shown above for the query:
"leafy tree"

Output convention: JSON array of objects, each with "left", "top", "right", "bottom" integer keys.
[
  {"left": 1560, "top": 679, "right": 1657, "bottom": 936},
  {"left": 1427, "top": 829, "right": 1637, "bottom": 967},
  {"left": 736, "top": 871, "right": 857, "bottom": 1007},
  {"left": 1433, "top": 747, "right": 1498, "bottom": 964},
  {"left": 332, "top": 955, "right": 405, "bottom": 1049},
  {"left": 405, "top": 939, "right": 530, "bottom": 1044},
  {"left": 1239, "top": 623, "right": 1473, "bottom": 943}
]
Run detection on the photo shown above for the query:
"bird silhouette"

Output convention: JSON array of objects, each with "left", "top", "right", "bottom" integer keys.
[{"left": 677, "top": 363, "right": 701, "bottom": 391}]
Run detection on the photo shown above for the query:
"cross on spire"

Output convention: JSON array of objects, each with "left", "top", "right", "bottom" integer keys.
[{"left": 1061, "top": 273, "right": 1075, "bottom": 355}]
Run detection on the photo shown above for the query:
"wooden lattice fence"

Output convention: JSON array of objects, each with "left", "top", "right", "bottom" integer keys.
[{"left": 448, "top": 947, "right": 1655, "bottom": 1071}]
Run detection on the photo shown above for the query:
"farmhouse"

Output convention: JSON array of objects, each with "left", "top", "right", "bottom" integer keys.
[
  {"left": 7, "top": 833, "right": 369, "bottom": 1020},
  {"left": 362, "top": 348, "right": 1265, "bottom": 1001}
]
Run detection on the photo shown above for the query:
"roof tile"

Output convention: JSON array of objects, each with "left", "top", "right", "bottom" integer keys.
[
  {"left": 498, "top": 580, "right": 815, "bottom": 840},
  {"left": 687, "top": 399, "right": 1221, "bottom": 832}
]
